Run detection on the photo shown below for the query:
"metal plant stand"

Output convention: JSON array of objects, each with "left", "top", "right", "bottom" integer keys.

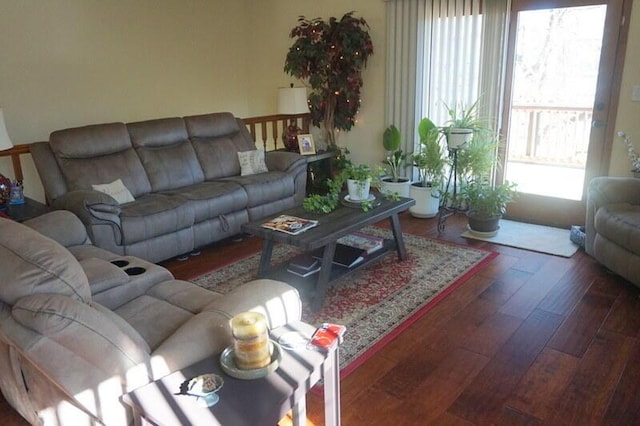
[{"left": 437, "top": 147, "right": 464, "bottom": 233}]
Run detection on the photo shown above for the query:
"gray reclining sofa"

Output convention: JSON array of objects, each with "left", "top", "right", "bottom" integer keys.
[
  {"left": 31, "top": 112, "right": 307, "bottom": 262},
  {"left": 0, "top": 210, "right": 302, "bottom": 425}
]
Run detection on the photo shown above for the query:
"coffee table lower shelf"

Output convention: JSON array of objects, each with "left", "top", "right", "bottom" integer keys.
[{"left": 264, "top": 239, "right": 396, "bottom": 302}]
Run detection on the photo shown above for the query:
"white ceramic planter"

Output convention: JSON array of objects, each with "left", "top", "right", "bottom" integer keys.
[
  {"left": 409, "top": 184, "right": 440, "bottom": 218},
  {"left": 445, "top": 128, "right": 473, "bottom": 149},
  {"left": 378, "top": 178, "right": 411, "bottom": 198},
  {"left": 347, "top": 178, "right": 371, "bottom": 201}
]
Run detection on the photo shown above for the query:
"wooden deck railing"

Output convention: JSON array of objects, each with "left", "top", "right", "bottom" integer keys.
[
  {"left": 508, "top": 105, "right": 593, "bottom": 167},
  {"left": 0, "top": 113, "right": 312, "bottom": 182}
]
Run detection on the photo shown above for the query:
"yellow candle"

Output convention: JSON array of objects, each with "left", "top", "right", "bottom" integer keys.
[
  {"left": 231, "top": 312, "right": 267, "bottom": 339},
  {"left": 230, "top": 312, "right": 270, "bottom": 370}
]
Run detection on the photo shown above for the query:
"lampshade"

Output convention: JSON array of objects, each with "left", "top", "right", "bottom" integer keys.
[
  {"left": 277, "top": 87, "right": 308, "bottom": 115},
  {"left": 0, "top": 108, "right": 14, "bottom": 151}
]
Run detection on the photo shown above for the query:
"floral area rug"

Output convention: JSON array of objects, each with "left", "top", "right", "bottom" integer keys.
[{"left": 192, "top": 227, "right": 497, "bottom": 377}]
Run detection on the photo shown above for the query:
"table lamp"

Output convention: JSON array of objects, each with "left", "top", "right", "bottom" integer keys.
[
  {"left": 278, "top": 85, "right": 308, "bottom": 152},
  {"left": 0, "top": 109, "right": 17, "bottom": 209}
]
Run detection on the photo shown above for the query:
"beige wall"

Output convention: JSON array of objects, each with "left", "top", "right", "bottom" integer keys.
[
  {"left": 610, "top": 1, "right": 640, "bottom": 176},
  {"left": 0, "top": 0, "right": 637, "bottom": 202},
  {"left": 0, "top": 0, "right": 251, "bottom": 200}
]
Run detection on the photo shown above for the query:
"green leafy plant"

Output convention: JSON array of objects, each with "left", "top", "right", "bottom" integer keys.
[
  {"left": 382, "top": 125, "right": 408, "bottom": 182},
  {"left": 461, "top": 178, "right": 517, "bottom": 218},
  {"left": 443, "top": 98, "right": 486, "bottom": 130},
  {"left": 284, "top": 12, "right": 374, "bottom": 147},
  {"left": 411, "top": 118, "right": 448, "bottom": 188}
]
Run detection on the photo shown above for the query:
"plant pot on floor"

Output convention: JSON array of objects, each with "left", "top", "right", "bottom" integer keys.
[
  {"left": 409, "top": 183, "right": 440, "bottom": 218},
  {"left": 379, "top": 178, "right": 411, "bottom": 198},
  {"left": 466, "top": 211, "right": 501, "bottom": 237},
  {"left": 347, "top": 178, "right": 371, "bottom": 201},
  {"left": 445, "top": 128, "right": 473, "bottom": 149}
]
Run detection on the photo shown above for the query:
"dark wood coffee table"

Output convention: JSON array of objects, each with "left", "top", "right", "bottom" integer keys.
[{"left": 242, "top": 194, "right": 415, "bottom": 311}]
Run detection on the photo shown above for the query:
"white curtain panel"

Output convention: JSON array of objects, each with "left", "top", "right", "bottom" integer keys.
[{"left": 385, "top": 0, "right": 511, "bottom": 156}]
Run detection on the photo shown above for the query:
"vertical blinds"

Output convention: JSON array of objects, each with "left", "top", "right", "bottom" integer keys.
[{"left": 423, "top": 0, "right": 484, "bottom": 127}]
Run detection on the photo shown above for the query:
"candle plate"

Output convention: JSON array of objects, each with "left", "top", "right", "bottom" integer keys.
[{"left": 220, "top": 340, "right": 282, "bottom": 380}]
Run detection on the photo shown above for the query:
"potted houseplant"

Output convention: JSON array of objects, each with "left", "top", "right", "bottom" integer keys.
[
  {"left": 409, "top": 118, "right": 448, "bottom": 218},
  {"left": 379, "top": 125, "right": 411, "bottom": 197},
  {"left": 443, "top": 99, "right": 486, "bottom": 150},
  {"left": 461, "top": 178, "right": 517, "bottom": 236},
  {"left": 284, "top": 12, "right": 374, "bottom": 148},
  {"left": 345, "top": 162, "right": 374, "bottom": 202}
]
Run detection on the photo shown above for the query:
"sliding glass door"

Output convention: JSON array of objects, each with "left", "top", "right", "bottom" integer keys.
[{"left": 499, "top": 0, "right": 628, "bottom": 226}]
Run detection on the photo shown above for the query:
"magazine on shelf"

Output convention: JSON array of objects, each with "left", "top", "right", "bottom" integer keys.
[
  {"left": 260, "top": 214, "right": 318, "bottom": 235},
  {"left": 337, "top": 231, "right": 385, "bottom": 254},
  {"left": 312, "top": 243, "right": 365, "bottom": 268}
]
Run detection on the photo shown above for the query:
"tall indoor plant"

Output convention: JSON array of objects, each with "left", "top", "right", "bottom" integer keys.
[
  {"left": 284, "top": 12, "right": 374, "bottom": 148},
  {"left": 409, "top": 118, "right": 448, "bottom": 218},
  {"left": 379, "top": 125, "right": 411, "bottom": 197}
]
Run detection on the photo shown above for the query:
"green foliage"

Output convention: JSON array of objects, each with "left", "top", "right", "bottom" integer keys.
[
  {"left": 444, "top": 98, "right": 485, "bottom": 130},
  {"left": 461, "top": 179, "right": 517, "bottom": 217},
  {"left": 382, "top": 125, "right": 408, "bottom": 181},
  {"left": 411, "top": 118, "right": 448, "bottom": 188},
  {"left": 284, "top": 12, "right": 374, "bottom": 146}
]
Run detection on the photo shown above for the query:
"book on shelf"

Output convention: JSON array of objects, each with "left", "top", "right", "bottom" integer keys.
[
  {"left": 260, "top": 214, "right": 318, "bottom": 235},
  {"left": 288, "top": 254, "right": 319, "bottom": 271},
  {"left": 337, "top": 231, "right": 385, "bottom": 254},
  {"left": 312, "top": 243, "right": 365, "bottom": 268},
  {"left": 287, "top": 264, "right": 321, "bottom": 278}
]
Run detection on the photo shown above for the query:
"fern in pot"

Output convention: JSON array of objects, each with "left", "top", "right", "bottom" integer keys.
[
  {"left": 461, "top": 178, "right": 517, "bottom": 236},
  {"left": 409, "top": 118, "right": 448, "bottom": 218},
  {"left": 379, "top": 125, "right": 411, "bottom": 198}
]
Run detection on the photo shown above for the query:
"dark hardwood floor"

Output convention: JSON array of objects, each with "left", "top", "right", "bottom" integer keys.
[{"left": 2, "top": 213, "right": 639, "bottom": 425}]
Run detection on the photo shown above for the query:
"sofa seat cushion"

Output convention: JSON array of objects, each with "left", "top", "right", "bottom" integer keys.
[
  {"left": 119, "top": 194, "right": 195, "bottom": 244},
  {"left": 221, "top": 171, "right": 294, "bottom": 208},
  {"left": 594, "top": 203, "right": 640, "bottom": 255},
  {"left": 114, "top": 295, "right": 193, "bottom": 350},
  {"left": 161, "top": 181, "right": 248, "bottom": 223},
  {"left": 146, "top": 280, "right": 222, "bottom": 314}
]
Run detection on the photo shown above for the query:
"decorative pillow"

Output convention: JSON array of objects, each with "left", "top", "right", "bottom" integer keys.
[
  {"left": 237, "top": 150, "right": 269, "bottom": 176},
  {"left": 91, "top": 179, "right": 135, "bottom": 204}
]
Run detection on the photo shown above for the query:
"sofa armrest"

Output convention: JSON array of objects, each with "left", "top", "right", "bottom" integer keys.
[
  {"left": 265, "top": 150, "right": 307, "bottom": 172},
  {"left": 23, "top": 210, "right": 91, "bottom": 248},
  {"left": 586, "top": 176, "right": 640, "bottom": 254},
  {"left": 52, "top": 190, "right": 124, "bottom": 245}
]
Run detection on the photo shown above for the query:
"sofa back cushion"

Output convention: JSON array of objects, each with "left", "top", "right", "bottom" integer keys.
[
  {"left": 128, "top": 118, "right": 205, "bottom": 192},
  {"left": 0, "top": 218, "right": 91, "bottom": 305},
  {"left": 49, "top": 123, "right": 152, "bottom": 197},
  {"left": 184, "top": 113, "right": 256, "bottom": 179}
]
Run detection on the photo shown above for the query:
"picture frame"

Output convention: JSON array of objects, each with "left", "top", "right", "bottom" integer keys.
[{"left": 297, "top": 134, "right": 316, "bottom": 155}]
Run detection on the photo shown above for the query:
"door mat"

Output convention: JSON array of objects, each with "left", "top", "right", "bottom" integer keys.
[{"left": 461, "top": 219, "right": 579, "bottom": 257}]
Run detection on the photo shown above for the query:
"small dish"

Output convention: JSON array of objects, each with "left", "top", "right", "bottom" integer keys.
[
  {"left": 220, "top": 340, "right": 282, "bottom": 380},
  {"left": 465, "top": 224, "right": 500, "bottom": 238},
  {"left": 343, "top": 193, "right": 376, "bottom": 204},
  {"left": 177, "top": 373, "right": 224, "bottom": 407}
]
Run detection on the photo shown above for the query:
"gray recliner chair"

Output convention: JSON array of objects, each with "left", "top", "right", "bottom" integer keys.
[
  {"left": 586, "top": 176, "right": 640, "bottom": 287},
  {"left": 0, "top": 210, "right": 301, "bottom": 425}
]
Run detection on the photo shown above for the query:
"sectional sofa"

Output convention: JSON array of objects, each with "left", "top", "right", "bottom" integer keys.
[
  {"left": 30, "top": 112, "right": 307, "bottom": 263},
  {"left": 0, "top": 210, "right": 302, "bottom": 425}
]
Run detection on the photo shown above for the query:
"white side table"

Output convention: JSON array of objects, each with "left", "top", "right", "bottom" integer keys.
[{"left": 122, "top": 321, "right": 341, "bottom": 426}]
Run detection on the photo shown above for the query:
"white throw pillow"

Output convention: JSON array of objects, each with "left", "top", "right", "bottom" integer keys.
[
  {"left": 238, "top": 150, "right": 269, "bottom": 176},
  {"left": 92, "top": 179, "right": 135, "bottom": 204}
]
